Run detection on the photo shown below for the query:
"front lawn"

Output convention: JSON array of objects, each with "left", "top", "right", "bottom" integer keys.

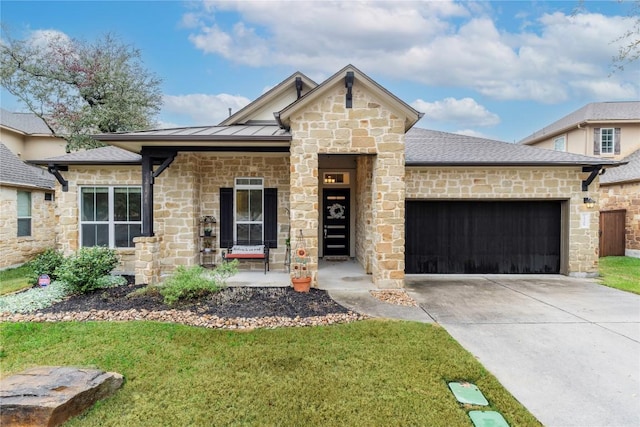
[
  {"left": 0, "top": 265, "right": 32, "bottom": 296},
  {"left": 0, "top": 321, "right": 540, "bottom": 426},
  {"left": 599, "top": 256, "right": 640, "bottom": 295}
]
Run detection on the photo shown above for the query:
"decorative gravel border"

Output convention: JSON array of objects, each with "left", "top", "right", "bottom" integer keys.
[
  {"left": 369, "top": 290, "right": 418, "bottom": 307},
  {"left": 0, "top": 309, "right": 368, "bottom": 330}
]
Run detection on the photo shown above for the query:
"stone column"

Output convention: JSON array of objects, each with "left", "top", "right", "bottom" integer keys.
[
  {"left": 134, "top": 236, "right": 161, "bottom": 285},
  {"left": 371, "top": 149, "right": 406, "bottom": 288}
]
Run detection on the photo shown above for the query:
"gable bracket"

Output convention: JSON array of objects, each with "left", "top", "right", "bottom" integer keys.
[
  {"left": 581, "top": 165, "right": 602, "bottom": 191},
  {"left": 295, "top": 77, "right": 303, "bottom": 99},
  {"left": 345, "top": 71, "right": 354, "bottom": 108},
  {"left": 47, "top": 164, "right": 69, "bottom": 192}
]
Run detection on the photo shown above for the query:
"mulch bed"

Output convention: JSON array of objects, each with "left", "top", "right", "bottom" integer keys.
[{"left": 38, "top": 283, "right": 352, "bottom": 319}]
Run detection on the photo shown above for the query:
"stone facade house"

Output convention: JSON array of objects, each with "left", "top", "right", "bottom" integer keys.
[
  {"left": 519, "top": 102, "right": 640, "bottom": 258},
  {"left": 0, "top": 144, "right": 56, "bottom": 268},
  {"left": 0, "top": 109, "right": 65, "bottom": 269},
  {"left": 36, "top": 65, "right": 618, "bottom": 286}
]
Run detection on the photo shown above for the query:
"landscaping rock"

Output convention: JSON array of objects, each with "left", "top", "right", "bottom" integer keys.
[{"left": 0, "top": 366, "right": 123, "bottom": 427}]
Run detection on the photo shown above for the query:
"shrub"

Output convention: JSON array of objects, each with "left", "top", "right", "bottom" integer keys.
[
  {"left": 159, "top": 261, "right": 238, "bottom": 305},
  {"left": 0, "top": 281, "right": 70, "bottom": 313},
  {"left": 27, "top": 249, "right": 65, "bottom": 284},
  {"left": 57, "top": 247, "right": 120, "bottom": 294}
]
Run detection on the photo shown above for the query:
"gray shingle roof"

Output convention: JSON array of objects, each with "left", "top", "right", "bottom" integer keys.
[
  {"left": 31, "top": 146, "right": 141, "bottom": 165},
  {"left": 0, "top": 143, "right": 54, "bottom": 189},
  {"left": 600, "top": 148, "right": 640, "bottom": 184},
  {"left": 519, "top": 101, "right": 640, "bottom": 145},
  {"left": 406, "top": 128, "right": 617, "bottom": 166},
  {"left": 0, "top": 108, "right": 52, "bottom": 135}
]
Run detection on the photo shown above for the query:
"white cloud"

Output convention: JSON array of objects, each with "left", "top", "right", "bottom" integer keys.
[
  {"left": 412, "top": 97, "right": 500, "bottom": 127},
  {"left": 27, "top": 29, "right": 72, "bottom": 50},
  {"left": 183, "top": 2, "right": 638, "bottom": 103},
  {"left": 162, "top": 93, "right": 251, "bottom": 125}
]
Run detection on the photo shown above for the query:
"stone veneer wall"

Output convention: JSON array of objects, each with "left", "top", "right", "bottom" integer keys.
[
  {"left": 600, "top": 181, "right": 640, "bottom": 257},
  {"left": 198, "top": 153, "right": 291, "bottom": 270},
  {"left": 55, "top": 166, "right": 140, "bottom": 273},
  {"left": 289, "top": 84, "right": 406, "bottom": 287},
  {"left": 0, "top": 186, "right": 56, "bottom": 268},
  {"left": 355, "top": 155, "right": 374, "bottom": 273},
  {"left": 405, "top": 167, "right": 600, "bottom": 275}
]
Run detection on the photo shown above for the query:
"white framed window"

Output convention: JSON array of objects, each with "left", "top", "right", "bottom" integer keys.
[
  {"left": 234, "top": 178, "right": 263, "bottom": 244},
  {"left": 80, "top": 186, "right": 142, "bottom": 248},
  {"left": 17, "top": 191, "right": 31, "bottom": 237},
  {"left": 553, "top": 135, "right": 566, "bottom": 151},
  {"left": 600, "top": 128, "right": 614, "bottom": 154}
]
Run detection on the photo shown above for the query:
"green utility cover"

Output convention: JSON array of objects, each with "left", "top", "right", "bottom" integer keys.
[
  {"left": 448, "top": 382, "right": 489, "bottom": 405},
  {"left": 469, "top": 410, "right": 510, "bottom": 427}
]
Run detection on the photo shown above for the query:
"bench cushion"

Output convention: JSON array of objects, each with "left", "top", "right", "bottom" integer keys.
[{"left": 225, "top": 253, "right": 265, "bottom": 259}]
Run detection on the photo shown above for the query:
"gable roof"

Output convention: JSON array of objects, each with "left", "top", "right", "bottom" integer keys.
[
  {"left": 276, "top": 64, "right": 423, "bottom": 132},
  {"left": 0, "top": 108, "right": 52, "bottom": 135},
  {"left": 219, "top": 72, "right": 317, "bottom": 126},
  {"left": 29, "top": 146, "right": 142, "bottom": 166},
  {"left": 600, "top": 148, "right": 640, "bottom": 185},
  {"left": 406, "top": 128, "right": 619, "bottom": 166},
  {"left": 0, "top": 143, "right": 54, "bottom": 189},
  {"left": 519, "top": 101, "right": 640, "bottom": 145}
]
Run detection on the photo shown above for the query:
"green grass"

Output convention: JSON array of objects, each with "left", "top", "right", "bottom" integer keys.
[
  {"left": 0, "top": 265, "right": 32, "bottom": 296},
  {"left": 0, "top": 321, "right": 540, "bottom": 427},
  {"left": 599, "top": 256, "right": 640, "bottom": 295}
]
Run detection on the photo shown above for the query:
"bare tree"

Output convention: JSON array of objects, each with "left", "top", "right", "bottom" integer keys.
[{"left": 1, "top": 28, "right": 162, "bottom": 151}]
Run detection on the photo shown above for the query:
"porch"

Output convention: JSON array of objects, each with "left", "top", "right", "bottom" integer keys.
[{"left": 225, "top": 258, "right": 374, "bottom": 291}]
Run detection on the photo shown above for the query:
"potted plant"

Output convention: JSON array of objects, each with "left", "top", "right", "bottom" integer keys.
[
  {"left": 202, "top": 239, "right": 213, "bottom": 253},
  {"left": 204, "top": 226, "right": 213, "bottom": 236},
  {"left": 291, "top": 230, "right": 311, "bottom": 292}
]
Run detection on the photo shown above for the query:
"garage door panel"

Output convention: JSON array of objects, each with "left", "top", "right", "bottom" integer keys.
[{"left": 406, "top": 201, "right": 561, "bottom": 274}]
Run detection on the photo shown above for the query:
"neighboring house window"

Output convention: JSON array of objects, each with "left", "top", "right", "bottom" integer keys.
[
  {"left": 17, "top": 191, "right": 31, "bottom": 237},
  {"left": 234, "top": 178, "right": 264, "bottom": 244},
  {"left": 80, "top": 186, "right": 142, "bottom": 248},
  {"left": 594, "top": 128, "right": 621, "bottom": 156},
  {"left": 554, "top": 136, "right": 566, "bottom": 151}
]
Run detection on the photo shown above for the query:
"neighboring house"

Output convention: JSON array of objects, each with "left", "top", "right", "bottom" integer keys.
[
  {"left": 519, "top": 101, "right": 640, "bottom": 258},
  {"left": 33, "top": 65, "right": 617, "bottom": 287},
  {"left": 599, "top": 149, "right": 640, "bottom": 258},
  {"left": 0, "top": 143, "right": 55, "bottom": 268},
  {"left": 0, "top": 108, "right": 67, "bottom": 160}
]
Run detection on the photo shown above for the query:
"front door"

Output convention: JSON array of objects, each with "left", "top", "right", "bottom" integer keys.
[{"left": 323, "top": 188, "right": 350, "bottom": 256}]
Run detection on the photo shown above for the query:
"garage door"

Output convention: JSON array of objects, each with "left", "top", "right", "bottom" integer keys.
[{"left": 406, "top": 201, "right": 561, "bottom": 274}]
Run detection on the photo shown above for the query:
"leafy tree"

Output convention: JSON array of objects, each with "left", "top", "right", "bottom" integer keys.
[
  {"left": 1, "top": 28, "right": 162, "bottom": 151},
  {"left": 612, "top": 0, "right": 640, "bottom": 71}
]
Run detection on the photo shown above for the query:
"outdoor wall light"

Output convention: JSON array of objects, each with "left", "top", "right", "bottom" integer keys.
[{"left": 583, "top": 197, "right": 597, "bottom": 209}]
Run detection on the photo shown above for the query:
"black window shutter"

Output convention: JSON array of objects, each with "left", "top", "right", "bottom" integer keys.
[
  {"left": 614, "top": 128, "right": 621, "bottom": 155},
  {"left": 264, "top": 188, "right": 278, "bottom": 248},
  {"left": 220, "top": 188, "right": 233, "bottom": 248},
  {"left": 593, "top": 128, "right": 601, "bottom": 155}
]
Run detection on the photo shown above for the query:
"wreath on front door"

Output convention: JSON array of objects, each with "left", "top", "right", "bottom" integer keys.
[{"left": 327, "top": 203, "right": 345, "bottom": 219}]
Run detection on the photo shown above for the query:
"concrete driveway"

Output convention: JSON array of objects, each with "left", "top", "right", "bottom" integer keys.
[{"left": 405, "top": 275, "right": 640, "bottom": 427}]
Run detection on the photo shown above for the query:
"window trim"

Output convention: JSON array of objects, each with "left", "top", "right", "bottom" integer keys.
[
  {"left": 553, "top": 135, "right": 566, "bottom": 152},
  {"left": 233, "top": 177, "right": 264, "bottom": 244},
  {"left": 17, "top": 190, "right": 32, "bottom": 237},
  {"left": 79, "top": 186, "right": 142, "bottom": 248},
  {"left": 600, "top": 128, "right": 615, "bottom": 155}
]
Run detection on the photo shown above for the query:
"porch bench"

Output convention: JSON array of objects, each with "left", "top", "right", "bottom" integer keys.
[{"left": 222, "top": 244, "right": 270, "bottom": 274}]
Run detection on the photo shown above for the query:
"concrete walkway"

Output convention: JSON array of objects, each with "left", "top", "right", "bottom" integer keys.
[{"left": 405, "top": 275, "right": 640, "bottom": 427}]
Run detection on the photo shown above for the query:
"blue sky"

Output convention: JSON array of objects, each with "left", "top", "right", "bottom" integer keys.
[{"left": 2, "top": 0, "right": 638, "bottom": 142}]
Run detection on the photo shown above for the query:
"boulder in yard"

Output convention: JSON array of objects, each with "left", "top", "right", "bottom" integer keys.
[{"left": 0, "top": 366, "right": 123, "bottom": 427}]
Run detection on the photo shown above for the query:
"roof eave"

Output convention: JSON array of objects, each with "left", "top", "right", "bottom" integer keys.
[{"left": 405, "top": 161, "right": 620, "bottom": 167}]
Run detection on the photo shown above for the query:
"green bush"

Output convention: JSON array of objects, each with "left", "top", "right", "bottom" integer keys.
[
  {"left": 27, "top": 249, "right": 65, "bottom": 284},
  {"left": 57, "top": 247, "right": 120, "bottom": 294},
  {"left": 159, "top": 261, "right": 238, "bottom": 305}
]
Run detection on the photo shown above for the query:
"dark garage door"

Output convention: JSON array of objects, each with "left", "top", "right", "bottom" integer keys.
[{"left": 406, "top": 201, "right": 561, "bottom": 274}]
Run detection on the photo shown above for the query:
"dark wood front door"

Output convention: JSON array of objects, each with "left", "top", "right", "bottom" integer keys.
[
  {"left": 600, "top": 210, "right": 626, "bottom": 257},
  {"left": 323, "top": 189, "right": 350, "bottom": 256}
]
